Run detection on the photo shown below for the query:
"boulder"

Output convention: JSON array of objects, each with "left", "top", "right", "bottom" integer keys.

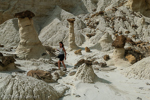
[
  {"left": 85, "top": 47, "right": 91, "bottom": 52},
  {"left": 27, "top": 70, "right": 54, "bottom": 83},
  {"left": 112, "top": 35, "right": 126, "bottom": 48},
  {"left": 2, "top": 56, "right": 16, "bottom": 66},
  {"left": 74, "top": 49, "right": 82, "bottom": 55},
  {"left": 103, "top": 55, "right": 110, "bottom": 61},
  {"left": 125, "top": 54, "right": 136, "bottom": 64},
  {"left": 86, "top": 33, "right": 96, "bottom": 38},
  {"left": 99, "top": 62, "right": 107, "bottom": 67}
]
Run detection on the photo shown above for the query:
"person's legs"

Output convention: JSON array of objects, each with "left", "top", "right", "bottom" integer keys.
[
  {"left": 58, "top": 60, "right": 61, "bottom": 70},
  {"left": 61, "top": 61, "right": 66, "bottom": 69}
]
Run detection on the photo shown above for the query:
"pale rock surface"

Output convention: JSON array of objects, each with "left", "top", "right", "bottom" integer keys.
[
  {"left": 0, "top": 75, "right": 60, "bottom": 100},
  {"left": 122, "top": 57, "right": 150, "bottom": 79},
  {"left": 0, "top": 19, "right": 19, "bottom": 46},
  {"left": 99, "top": 33, "right": 113, "bottom": 51},
  {"left": 75, "top": 63, "right": 96, "bottom": 83}
]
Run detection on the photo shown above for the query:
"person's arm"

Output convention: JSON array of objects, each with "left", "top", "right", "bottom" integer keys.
[{"left": 63, "top": 47, "right": 67, "bottom": 60}]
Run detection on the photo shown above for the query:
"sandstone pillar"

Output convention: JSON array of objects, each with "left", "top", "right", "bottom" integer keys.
[
  {"left": 67, "top": 18, "right": 78, "bottom": 51},
  {"left": 15, "top": 10, "right": 47, "bottom": 59}
]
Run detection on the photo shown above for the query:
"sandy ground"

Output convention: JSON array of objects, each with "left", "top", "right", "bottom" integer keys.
[{"left": 0, "top": 47, "right": 150, "bottom": 100}]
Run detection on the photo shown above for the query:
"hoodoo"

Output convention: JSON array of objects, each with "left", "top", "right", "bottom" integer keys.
[
  {"left": 67, "top": 18, "right": 78, "bottom": 51},
  {"left": 15, "top": 10, "right": 47, "bottom": 59}
]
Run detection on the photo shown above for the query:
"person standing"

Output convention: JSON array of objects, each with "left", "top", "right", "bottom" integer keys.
[{"left": 57, "top": 42, "right": 67, "bottom": 71}]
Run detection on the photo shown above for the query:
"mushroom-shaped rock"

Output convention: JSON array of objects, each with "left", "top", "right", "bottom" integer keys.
[
  {"left": 74, "top": 60, "right": 96, "bottom": 83},
  {"left": 67, "top": 18, "right": 78, "bottom": 51},
  {"left": 0, "top": 75, "right": 60, "bottom": 100},
  {"left": 27, "top": 70, "right": 54, "bottom": 83},
  {"left": 15, "top": 10, "right": 47, "bottom": 59}
]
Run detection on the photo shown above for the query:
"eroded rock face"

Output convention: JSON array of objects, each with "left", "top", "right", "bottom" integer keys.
[
  {"left": 15, "top": 11, "right": 47, "bottom": 59},
  {"left": 27, "top": 70, "right": 53, "bottom": 83},
  {"left": 122, "top": 56, "right": 150, "bottom": 80},
  {"left": 99, "top": 33, "right": 113, "bottom": 51},
  {"left": 127, "top": 0, "right": 150, "bottom": 17},
  {"left": 0, "top": 75, "right": 60, "bottom": 100},
  {"left": 75, "top": 62, "right": 96, "bottom": 83}
]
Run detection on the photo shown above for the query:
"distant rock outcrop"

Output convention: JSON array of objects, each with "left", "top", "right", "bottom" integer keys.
[{"left": 127, "top": 0, "right": 150, "bottom": 17}]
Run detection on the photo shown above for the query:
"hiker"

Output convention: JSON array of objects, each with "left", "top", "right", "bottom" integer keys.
[{"left": 56, "top": 42, "right": 67, "bottom": 71}]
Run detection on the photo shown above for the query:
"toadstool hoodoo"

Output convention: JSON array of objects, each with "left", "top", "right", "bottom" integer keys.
[
  {"left": 15, "top": 10, "right": 47, "bottom": 59},
  {"left": 67, "top": 18, "right": 78, "bottom": 51}
]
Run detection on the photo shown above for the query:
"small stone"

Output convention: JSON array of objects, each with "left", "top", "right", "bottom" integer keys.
[
  {"left": 74, "top": 49, "right": 82, "bottom": 55},
  {"left": 76, "top": 95, "right": 81, "bottom": 97},
  {"left": 99, "top": 62, "right": 107, "bottom": 67},
  {"left": 103, "top": 55, "right": 110, "bottom": 61},
  {"left": 85, "top": 47, "right": 91, "bottom": 52}
]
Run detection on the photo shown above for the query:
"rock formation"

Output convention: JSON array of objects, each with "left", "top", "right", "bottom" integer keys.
[
  {"left": 103, "top": 55, "right": 110, "bottom": 61},
  {"left": 122, "top": 56, "right": 150, "bottom": 80},
  {"left": 127, "top": 0, "right": 150, "bottom": 17},
  {"left": 74, "top": 49, "right": 82, "bottom": 55},
  {"left": 85, "top": 47, "right": 91, "bottom": 52},
  {"left": 112, "top": 35, "right": 126, "bottom": 59},
  {"left": 0, "top": 56, "right": 16, "bottom": 71},
  {"left": 75, "top": 60, "right": 96, "bottom": 83},
  {"left": 0, "top": 75, "right": 61, "bottom": 100},
  {"left": 107, "top": 35, "right": 131, "bottom": 67},
  {"left": 27, "top": 70, "right": 54, "bottom": 83},
  {"left": 15, "top": 10, "right": 47, "bottom": 59},
  {"left": 99, "top": 33, "right": 113, "bottom": 51},
  {"left": 67, "top": 18, "right": 78, "bottom": 50}
]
